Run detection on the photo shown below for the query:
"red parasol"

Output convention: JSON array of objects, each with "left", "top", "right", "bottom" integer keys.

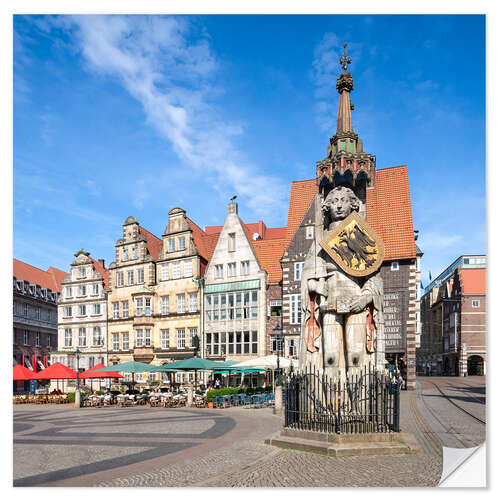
[
  {"left": 33, "top": 362, "right": 78, "bottom": 380},
  {"left": 79, "top": 363, "right": 123, "bottom": 379},
  {"left": 13, "top": 364, "right": 36, "bottom": 381}
]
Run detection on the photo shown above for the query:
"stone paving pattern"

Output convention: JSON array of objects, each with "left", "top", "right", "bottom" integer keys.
[{"left": 13, "top": 376, "right": 485, "bottom": 487}]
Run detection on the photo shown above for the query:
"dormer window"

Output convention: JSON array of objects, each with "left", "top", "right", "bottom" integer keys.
[{"left": 178, "top": 236, "right": 186, "bottom": 251}]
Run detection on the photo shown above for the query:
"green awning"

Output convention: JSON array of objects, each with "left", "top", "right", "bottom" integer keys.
[
  {"left": 92, "top": 361, "right": 155, "bottom": 374},
  {"left": 205, "top": 279, "right": 260, "bottom": 294}
]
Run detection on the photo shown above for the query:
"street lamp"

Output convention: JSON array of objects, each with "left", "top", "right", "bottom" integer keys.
[{"left": 273, "top": 323, "right": 283, "bottom": 386}]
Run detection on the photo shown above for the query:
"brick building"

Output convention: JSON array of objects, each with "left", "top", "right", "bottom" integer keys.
[
  {"left": 13, "top": 259, "right": 67, "bottom": 389},
  {"left": 418, "top": 255, "right": 486, "bottom": 376}
]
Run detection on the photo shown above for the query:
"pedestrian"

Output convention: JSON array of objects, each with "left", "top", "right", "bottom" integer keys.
[{"left": 215, "top": 379, "right": 220, "bottom": 389}]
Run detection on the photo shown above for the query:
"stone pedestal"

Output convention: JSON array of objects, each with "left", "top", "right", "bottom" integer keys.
[
  {"left": 74, "top": 390, "right": 80, "bottom": 409},
  {"left": 187, "top": 385, "right": 194, "bottom": 407},
  {"left": 274, "top": 385, "right": 283, "bottom": 415},
  {"left": 265, "top": 428, "right": 420, "bottom": 456}
]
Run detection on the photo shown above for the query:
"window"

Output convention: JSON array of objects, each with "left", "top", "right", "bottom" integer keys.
[
  {"left": 127, "top": 270, "right": 134, "bottom": 286},
  {"left": 189, "top": 327, "right": 198, "bottom": 348},
  {"left": 270, "top": 299, "right": 282, "bottom": 317},
  {"left": 78, "top": 327, "right": 87, "bottom": 347},
  {"left": 216, "top": 330, "right": 257, "bottom": 356},
  {"left": 168, "top": 239, "right": 175, "bottom": 252},
  {"left": 241, "top": 261, "right": 250, "bottom": 275},
  {"left": 472, "top": 300, "right": 481, "bottom": 308},
  {"left": 391, "top": 261, "right": 399, "bottom": 271},
  {"left": 36, "top": 332, "right": 40, "bottom": 347},
  {"left": 270, "top": 335, "right": 282, "bottom": 353},
  {"left": 228, "top": 233, "right": 236, "bottom": 252},
  {"left": 145, "top": 329, "right": 151, "bottom": 347},
  {"left": 287, "top": 339, "right": 298, "bottom": 358},
  {"left": 120, "top": 300, "right": 128, "bottom": 318},
  {"left": 161, "top": 264, "right": 169, "bottom": 281},
  {"left": 161, "top": 329, "right": 169, "bottom": 349},
  {"left": 145, "top": 297, "right": 152, "bottom": 316},
  {"left": 78, "top": 285, "right": 87, "bottom": 296},
  {"left": 122, "top": 332, "right": 129, "bottom": 350},
  {"left": 184, "top": 260, "right": 192, "bottom": 277},
  {"left": 64, "top": 328, "right": 72, "bottom": 347},
  {"left": 177, "top": 294, "right": 185, "bottom": 313},
  {"left": 93, "top": 327, "right": 102, "bottom": 346},
  {"left": 161, "top": 296, "right": 169, "bottom": 315},
  {"left": 47, "top": 309, "right": 52, "bottom": 322},
  {"left": 65, "top": 287, "right": 73, "bottom": 298},
  {"left": 227, "top": 262, "right": 236, "bottom": 277},
  {"left": 294, "top": 262, "right": 305, "bottom": 281},
  {"left": 24, "top": 330, "right": 29, "bottom": 345},
  {"left": 79, "top": 304, "right": 86, "bottom": 316},
  {"left": 116, "top": 271, "right": 124, "bottom": 287},
  {"left": 177, "top": 328, "right": 186, "bottom": 349},
  {"left": 306, "top": 226, "right": 314, "bottom": 239},
  {"left": 113, "top": 302, "right": 119, "bottom": 319},
  {"left": 136, "top": 298, "right": 144, "bottom": 316},
  {"left": 93, "top": 303, "right": 101, "bottom": 315},
  {"left": 64, "top": 306, "right": 72, "bottom": 317},
  {"left": 189, "top": 293, "right": 197, "bottom": 313},
  {"left": 172, "top": 262, "right": 181, "bottom": 279},
  {"left": 215, "top": 264, "right": 223, "bottom": 279},
  {"left": 132, "top": 246, "right": 138, "bottom": 259},
  {"left": 23, "top": 303, "right": 28, "bottom": 317},
  {"left": 137, "top": 268, "right": 144, "bottom": 284},
  {"left": 47, "top": 335, "right": 51, "bottom": 347},
  {"left": 112, "top": 333, "right": 119, "bottom": 351},
  {"left": 178, "top": 236, "right": 186, "bottom": 250},
  {"left": 123, "top": 248, "right": 129, "bottom": 261},
  {"left": 79, "top": 267, "right": 86, "bottom": 278},
  {"left": 92, "top": 283, "right": 99, "bottom": 295},
  {"left": 290, "top": 294, "right": 302, "bottom": 324},
  {"left": 136, "top": 329, "right": 144, "bottom": 347}
]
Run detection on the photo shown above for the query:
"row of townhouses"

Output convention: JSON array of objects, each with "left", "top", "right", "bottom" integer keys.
[{"left": 15, "top": 61, "right": 425, "bottom": 388}]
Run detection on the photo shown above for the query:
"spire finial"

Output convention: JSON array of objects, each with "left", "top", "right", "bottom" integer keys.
[{"left": 339, "top": 42, "right": 351, "bottom": 71}]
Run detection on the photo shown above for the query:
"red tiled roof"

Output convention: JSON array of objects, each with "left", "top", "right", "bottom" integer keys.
[
  {"left": 89, "top": 257, "right": 109, "bottom": 290},
  {"left": 367, "top": 166, "right": 416, "bottom": 260},
  {"left": 265, "top": 227, "right": 287, "bottom": 239},
  {"left": 201, "top": 232, "right": 220, "bottom": 262},
  {"left": 251, "top": 238, "right": 288, "bottom": 284},
  {"left": 138, "top": 226, "right": 162, "bottom": 260},
  {"left": 13, "top": 259, "right": 68, "bottom": 293},
  {"left": 458, "top": 268, "right": 486, "bottom": 295},
  {"left": 285, "top": 179, "right": 317, "bottom": 244}
]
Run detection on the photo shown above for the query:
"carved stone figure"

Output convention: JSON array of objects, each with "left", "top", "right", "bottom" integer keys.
[{"left": 299, "top": 186, "right": 385, "bottom": 378}]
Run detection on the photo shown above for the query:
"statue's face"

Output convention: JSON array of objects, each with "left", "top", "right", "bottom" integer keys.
[{"left": 328, "top": 188, "right": 354, "bottom": 221}]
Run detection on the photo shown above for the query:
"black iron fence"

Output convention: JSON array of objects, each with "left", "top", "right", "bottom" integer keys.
[{"left": 284, "top": 365, "right": 400, "bottom": 434}]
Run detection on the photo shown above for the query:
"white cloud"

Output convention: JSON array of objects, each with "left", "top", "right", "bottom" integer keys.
[{"left": 42, "top": 15, "right": 287, "bottom": 218}]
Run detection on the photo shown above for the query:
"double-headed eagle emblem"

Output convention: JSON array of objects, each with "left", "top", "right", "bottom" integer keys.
[{"left": 320, "top": 211, "right": 385, "bottom": 277}]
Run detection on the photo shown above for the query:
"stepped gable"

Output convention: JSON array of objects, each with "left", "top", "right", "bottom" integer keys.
[
  {"left": 285, "top": 179, "right": 317, "bottom": 244},
  {"left": 366, "top": 165, "right": 416, "bottom": 260},
  {"left": 13, "top": 259, "right": 68, "bottom": 292},
  {"left": 251, "top": 238, "right": 287, "bottom": 284},
  {"left": 458, "top": 268, "right": 486, "bottom": 295},
  {"left": 89, "top": 257, "right": 109, "bottom": 289},
  {"left": 138, "top": 226, "right": 162, "bottom": 260}
]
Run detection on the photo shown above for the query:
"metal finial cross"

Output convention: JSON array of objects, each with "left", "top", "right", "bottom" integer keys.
[{"left": 339, "top": 42, "right": 351, "bottom": 71}]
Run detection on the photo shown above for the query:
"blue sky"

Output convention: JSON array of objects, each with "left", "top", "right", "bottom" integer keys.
[{"left": 13, "top": 14, "right": 485, "bottom": 284}]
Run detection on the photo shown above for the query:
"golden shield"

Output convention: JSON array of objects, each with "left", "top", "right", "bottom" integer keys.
[{"left": 319, "top": 211, "right": 385, "bottom": 277}]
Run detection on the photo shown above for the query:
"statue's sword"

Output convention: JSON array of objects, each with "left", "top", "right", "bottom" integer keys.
[{"left": 306, "top": 294, "right": 321, "bottom": 352}]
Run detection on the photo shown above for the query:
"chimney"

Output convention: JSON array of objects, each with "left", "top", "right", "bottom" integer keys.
[{"left": 98, "top": 259, "right": 105, "bottom": 268}]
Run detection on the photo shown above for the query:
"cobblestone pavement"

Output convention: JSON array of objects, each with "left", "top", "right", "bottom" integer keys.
[
  {"left": 14, "top": 379, "right": 485, "bottom": 487},
  {"left": 416, "top": 376, "right": 486, "bottom": 448}
]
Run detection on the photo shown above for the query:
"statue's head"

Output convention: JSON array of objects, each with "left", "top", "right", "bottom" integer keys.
[{"left": 322, "top": 185, "right": 360, "bottom": 222}]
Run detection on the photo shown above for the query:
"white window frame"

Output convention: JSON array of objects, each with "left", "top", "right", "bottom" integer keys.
[
  {"left": 64, "top": 306, "right": 72, "bottom": 317},
  {"left": 113, "top": 302, "right": 119, "bottom": 319},
  {"left": 36, "top": 332, "right": 40, "bottom": 347},
  {"left": 65, "top": 287, "right": 73, "bottom": 298},
  {"left": 116, "top": 271, "right": 124, "bottom": 287},
  {"left": 161, "top": 296, "right": 169, "bottom": 315},
  {"left": 79, "top": 267, "right": 86, "bottom": 278},
  {"left": 136, "top": 298, "right": 144, "bottom": 316},
  {"left": 177, "top": 294, "right": 185, "bottom": 314},
  {"left": 161, "top": 264, "right": 169, "bottom": 281},
  {"left": 123, "top": 248, "right": 129, "bottom": 261},
  {"left": 290, "top": 294, "right": 302, "bottom": 325},
  {"left": 112, "top": 333, "right": 119, "bottom": 351},
  {"left": 178, "top": 236, "right": 186, "bottom": 251},
  {"left": 294, "top": 262, "right": 304, "bottom": 281},
  {"left": 137, "top": 268, "right": 144, "bottom": 284},
  {"left": 132, "top": 246, "right": 138, "bottom": 259},
  {"left": 184, "top": 260, "right": 193, "bottom": 277},
  {"left": 472, "top": 300, "right": 481, "bottom": 308},
  {"left": 177, "top": 328, "right": 186, "bottom": 349},
  {"left": 227, "top": 262, "right": 236, "bottom": 277},
  {"left": 215, "top": 264, "right": 223, "bottom": 279},
  {"left": 188, "top": 293, "right": 197, "bottom": 313},
  {"left": 122, "top": 300, "right": 129, "bottom": 318},
  {"left": 391, "top": 261, "right": 399, "bottom": 271},
  {"left": 127, "top": 270, "right": 134, "bottom": 286},
  {"left": 122, "top": 332, "right": 129, "bottom": 350},
  {"left": 161, "top": 329, "right": 169, "bottom": 349},
  {"left": 64, "top": 328, "right": 72, "bottom": 347},
  {"left": 24, "top": 330, "right": 29, "bottom": 345},
  {"left": 168, "top": 239, "right": 175, "bottom": 252},
  {"left": 78, "top": 327, "right": 87, "bottom": 347},
  {"left": 145, "top": 329, "right": 151, "bottom": 347},
  {"left": 189, "top": 327, "right": 197, "bottom": 348},
  {"left": 136, "top": 329, "right": 144, "bottom": 347},
  {"left": 93, "top": 303, "right": 101, "bottom": 315},
  {"left": 172, "top": 262, "right": 181, "bottom": 279},
  {"left": 145, "top": 297, "right": 152, "bottom": 316},
  {"left": 241, "top": 261, "right": 250, "bottom": 275},
  {"left": 93, "top": 326, "right": 102, "bottom": 346},
  {"left": 92, "top": 283, "right": 99, "bottom": 295},
  {"left": 79, "top": 304, "right": 86, "bottom": 316}
]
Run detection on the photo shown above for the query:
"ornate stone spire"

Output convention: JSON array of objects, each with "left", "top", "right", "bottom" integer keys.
[
  {"left": 336, "top": 43, "right": 354, "bottom": 133},
  {"left": 316, "top": 43, "right": 377, "bottom": 201}
]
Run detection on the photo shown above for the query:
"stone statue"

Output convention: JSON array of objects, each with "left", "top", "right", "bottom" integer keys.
[{"left": 299, "top": 185, "right": 385, "bottom": 378}]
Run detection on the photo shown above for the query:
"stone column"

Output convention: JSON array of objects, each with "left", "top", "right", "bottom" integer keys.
[
  {"left": 274, "top": 385, "right": 283, "bottom": 415},
  {"left": 74, "top": 390, "right": 80, "bottom": 408},
  {"left": 187, "top": 385, "right": 194, "bottom": 407}
]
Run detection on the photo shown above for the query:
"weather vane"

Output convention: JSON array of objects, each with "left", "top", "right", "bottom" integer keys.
[{"left": 339, "top": 42, "right": 351, "bottom": 71}]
